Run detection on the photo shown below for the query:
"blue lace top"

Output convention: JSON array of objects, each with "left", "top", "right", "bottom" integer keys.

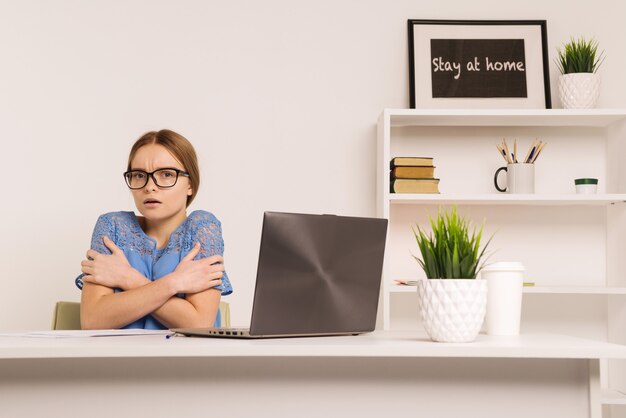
[{"left": 75, "top": 210, "right": 232, "bottom": 329}]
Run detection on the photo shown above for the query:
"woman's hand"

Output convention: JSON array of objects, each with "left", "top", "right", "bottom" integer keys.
[
  {"left": 81, "top": 236, "right": 139, "bottom": 290},
  {"left": 170, "top": 243, "right": 224, "bottom": 294}
]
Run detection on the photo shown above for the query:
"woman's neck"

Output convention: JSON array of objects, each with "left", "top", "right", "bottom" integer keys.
[{"left": 141, "top": 210, "right": 188, "bottom": 249}]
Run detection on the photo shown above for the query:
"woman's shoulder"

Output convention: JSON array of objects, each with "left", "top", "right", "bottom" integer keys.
[
  {"left": 186, "top": 210, "right": 221, "bottom": 226},
  {"left": 90, "top": 212, "right": 138, "bottom": 253},
  {"left": 95, "top": 211, "right": 136, "bottom": 227},
  {"left": 180, "top": 210, "right": 224, "bottom": 243},
  {"left": 179, "top": 210, "right": 225, "bottom": 251}
]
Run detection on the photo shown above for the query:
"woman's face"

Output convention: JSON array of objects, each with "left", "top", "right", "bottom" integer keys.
[{"left": 128, "top": 143, "right": 192, "bottom": 222}]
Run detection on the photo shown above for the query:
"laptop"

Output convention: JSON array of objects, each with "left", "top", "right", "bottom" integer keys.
[{"left": 172, "top": 211, "right": 388, "bottom": 339}]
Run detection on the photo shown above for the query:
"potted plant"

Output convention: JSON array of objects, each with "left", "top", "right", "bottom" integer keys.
[
  {"left": 412, "top": 206, "right": 492, "bottom": 342},
  {"left": 556, "top": 37, "right": 605, "bottom": 109}
]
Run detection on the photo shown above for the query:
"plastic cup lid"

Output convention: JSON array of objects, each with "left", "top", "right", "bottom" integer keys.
[
  {"left": 481, "top": 261, "right": 525, "bottom": 272},
  {"left": 575, "top": 178, "right": 598, "bottom": 185}
]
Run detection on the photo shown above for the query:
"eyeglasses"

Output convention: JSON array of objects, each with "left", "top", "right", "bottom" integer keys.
[{"left": 123, "top": 168, "right": 190, "bottom": 189}]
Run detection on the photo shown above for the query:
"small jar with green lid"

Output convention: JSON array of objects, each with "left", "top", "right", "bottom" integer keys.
[{"left": 575, "top": 178, "right": 598, "bottom": 194}]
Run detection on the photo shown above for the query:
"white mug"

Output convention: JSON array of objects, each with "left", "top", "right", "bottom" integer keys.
[{"left": 494, "top": 163, "right": 534, "bottom": 194}]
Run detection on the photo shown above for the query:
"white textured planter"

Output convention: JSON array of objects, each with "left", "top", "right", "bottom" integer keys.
[
  {"left": 558, "top": 73, "right": 600, "bottom": 109},
  {"left": 417, "top": 279, "right": 487, "bottom": 343}
]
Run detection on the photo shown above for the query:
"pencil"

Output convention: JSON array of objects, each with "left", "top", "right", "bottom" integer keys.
[
  {"left": 514, "top": 139, "right": 517, "bottom": 163},
  {"left": 502, "top": 140, "right": 512, "bottom": 163},
  {"left": 531, "top": 142, "right": 546, "bottom": 163},
  {"left": 523, "top": 139, "right": 537, "bottom": 164},
  {"left": 496, "top": 144, "right": 508, "bottom": 162}
]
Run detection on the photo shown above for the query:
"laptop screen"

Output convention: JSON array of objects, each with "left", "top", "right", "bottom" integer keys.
[{"left": 249, "top": 212, "right": 388, "bottom": 336}]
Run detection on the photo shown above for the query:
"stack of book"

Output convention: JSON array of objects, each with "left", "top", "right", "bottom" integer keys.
[{"left": 390, "top": 157, "right": 440, "bottom": 193}]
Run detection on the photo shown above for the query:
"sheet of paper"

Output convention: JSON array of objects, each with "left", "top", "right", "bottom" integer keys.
[{"left": 0, "top": 329, "right": 171, "bottom": 338}]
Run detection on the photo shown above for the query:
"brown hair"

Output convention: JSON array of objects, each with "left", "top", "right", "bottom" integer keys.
[{"left": 127, "top": 129, "right": 200, "bottom": 207}]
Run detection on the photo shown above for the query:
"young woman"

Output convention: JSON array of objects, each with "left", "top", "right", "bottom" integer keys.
[{"left": 76, "top": 129, "right": 232, "bottom": 330}]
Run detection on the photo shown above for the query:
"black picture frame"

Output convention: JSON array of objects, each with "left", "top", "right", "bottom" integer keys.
[{"left": 408, "top": 19, "right": 551, "bottom": 109}]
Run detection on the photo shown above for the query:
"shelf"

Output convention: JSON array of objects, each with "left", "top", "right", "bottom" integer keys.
[
  {"left": 384, "top": 108, "right": 626, "bottom": 128},
  {"left": 388, "top": 284, "right": 626, "bottom": 295},
  {"left": 523, "top": 286, "right": 626, "bottom": 295},
  {"left": 387, "top": 194, "right": 626, "bottom": 206},
  {"left": 601, "top": 389, "right": 626, "bottom": 405}
]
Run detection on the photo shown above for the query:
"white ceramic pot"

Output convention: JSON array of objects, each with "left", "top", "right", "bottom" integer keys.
[
  {"left": 417, "top": 279, "right": 487, "bottom": 343},
  {"left": 558, "top": 73, "right": 600, "bottom": 109}
]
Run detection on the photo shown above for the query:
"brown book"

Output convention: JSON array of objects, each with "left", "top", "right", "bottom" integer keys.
[
  {"left": 391, "top": 166, "right": 435, "bottom": 179},
  {"left": 390, "top": 178, "right": 440, "bottom": 194},
  {"left": 390, "top": 157, "right": 434, "bottom": 168}
]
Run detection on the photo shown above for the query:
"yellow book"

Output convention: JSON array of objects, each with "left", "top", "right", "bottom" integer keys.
[
  {"left": 390, "top": 178, "right": 440, "bottom": 193},
  {"left": 391, "top": 166, "right": 435, "bottom": 179},
  {"left": 390, "top": 157, "right": 434, "bottom": 168}
]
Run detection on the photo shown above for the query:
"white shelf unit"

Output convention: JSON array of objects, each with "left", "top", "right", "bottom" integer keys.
[
  {"left": 389, "top": 194, "right": 626, "bottom": 205},
  {"left": 377, "top": 108, "right": 626, "bottom": 411},
  {"left": 390, "top": 285, "right": 626, "bottom": 295}
]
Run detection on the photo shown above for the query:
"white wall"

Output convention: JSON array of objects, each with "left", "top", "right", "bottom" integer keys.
[{"left": 1, "top": 0, "right": 625, "bottom": 330}]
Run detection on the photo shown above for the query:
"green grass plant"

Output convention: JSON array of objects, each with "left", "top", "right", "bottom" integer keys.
[
  {"left": 412, "top": 206, "right": 492, "bottom": 279},
  {"left": 556, "top": 37, "right": 604, "bottom": 74}
]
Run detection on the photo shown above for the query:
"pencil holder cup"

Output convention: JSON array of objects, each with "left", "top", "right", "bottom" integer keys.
[{"left": 494, "top": 163, "right": 534, "bottom": 194}]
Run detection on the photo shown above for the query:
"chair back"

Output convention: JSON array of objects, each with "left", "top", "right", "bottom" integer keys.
[
  {"left": 51, "top": 301, "right": 81, "bottom": 330},
  {"left": 219, "top": 301, "right": 231, "bottom": 327}
]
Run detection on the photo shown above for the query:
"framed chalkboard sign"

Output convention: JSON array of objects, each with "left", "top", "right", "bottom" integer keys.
[{"left": 408, "top": 20, "right": 551, "bottom": 109}]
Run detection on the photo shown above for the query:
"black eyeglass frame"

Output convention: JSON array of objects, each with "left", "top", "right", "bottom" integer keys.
[{"left": 123, "top": 168, "right": 190, "bottom": 190}]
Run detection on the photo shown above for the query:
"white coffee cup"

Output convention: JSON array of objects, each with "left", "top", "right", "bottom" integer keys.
[
  {"left": 494, "top": 163, "right": 535, "bottom": 194},
  {"left": 481, "top": 262, "right": 525, "bottom": 336}
]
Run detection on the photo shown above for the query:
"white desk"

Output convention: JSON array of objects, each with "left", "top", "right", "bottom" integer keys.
[{"left": 1, "top": 331, "right": 625, "bottom": 418}]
